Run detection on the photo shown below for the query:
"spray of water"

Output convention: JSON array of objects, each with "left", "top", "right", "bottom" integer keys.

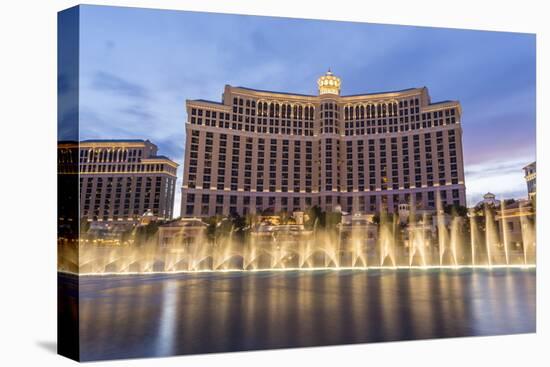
[{"left": 58, "top": 204, "right": 535, "bottom": 275}]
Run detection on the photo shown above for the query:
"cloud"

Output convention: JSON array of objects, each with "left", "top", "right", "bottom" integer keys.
[
  {"left": 119, "top": 104, "right": 153, "bottom": 122},
  {"left": 91, "top": 71, "right": 149, "bottom": 99},
  {"left": 464, "top": 157, "right": 532, "bottom": 205},
  {"left": 463, "top": 86, "right": 536, "bottom": 124}
]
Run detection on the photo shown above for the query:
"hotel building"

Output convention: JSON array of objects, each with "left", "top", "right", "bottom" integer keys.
[
  {"left": 79, "top": 139, "right": 178, "bottom": 223},
  {"left": 523, "top": 161, "right": 536, "bottom": 200},
  {"left": 181, "top": 71, "right": 466, "bottom": 217}
]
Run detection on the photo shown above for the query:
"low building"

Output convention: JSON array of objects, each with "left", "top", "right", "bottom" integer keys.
[
  {"left": 495, "top": 199, "right": 535, "bottom": 246},
  {"left": 157, "top": 218, "right": 208, "bottom": 247},
  {"left": 339, "top": 213, "right": 378, "bottom": 248},
  {"left": 476, "top": 192, "right": 501, "bottom": 208},
  {"left": 251, "top": 211, "right": 313, "bottom": 240},
  {"left": 139, "top": 209, "right": 158, "bottom": 226},
  {"left": 397, "top": 201, "right": 410, "bottom": 224},
  {"left": 252, "top": 223, "right": 313, "bottom": 241}
]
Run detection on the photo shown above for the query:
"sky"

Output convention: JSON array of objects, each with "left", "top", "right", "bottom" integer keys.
[{"left": 70, "top": 4, "right": 536, "bottom": 215}]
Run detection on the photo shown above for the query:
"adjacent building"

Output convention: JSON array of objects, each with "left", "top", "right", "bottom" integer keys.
[
  {"left": 523, "top": 161, "right": 536, "bottom": 200},
  {"left": 496, "top": 199, "right": 535, "bottom": 247},
  {"left": 158, "top": 217, "right": 208, "bottom": 247},
  {"left": 181, "top": 70, "right": 466, "bottom": 217},
  {"left": 79, "top": 139, "right": 178, "bottom": 223}
]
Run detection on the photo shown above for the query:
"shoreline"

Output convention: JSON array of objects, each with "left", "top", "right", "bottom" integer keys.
[{"left": 58, "top": 264, "right": 537, "bottom": 277}]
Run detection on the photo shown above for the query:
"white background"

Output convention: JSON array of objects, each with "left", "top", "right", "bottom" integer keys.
[{"left": 0, "top": 0, "right": 548, "bottom": 366}]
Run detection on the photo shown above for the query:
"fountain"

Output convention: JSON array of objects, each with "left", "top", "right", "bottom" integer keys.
[
  {"left": 500, "top": 199, "right": 510, "bottom": 265},
  {"left": 378, "top": 210, "right": 397, "bottom": 267},
  {"left": 58, "top": 201, "right": 536, "bottom": 275},
  {"left": 519, "top": 201, "right": 536, "bottom": 265}
]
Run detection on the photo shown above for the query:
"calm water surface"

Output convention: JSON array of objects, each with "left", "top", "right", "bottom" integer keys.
[{"left": 61, "top": 268, "right": 536, "bottom": 361}]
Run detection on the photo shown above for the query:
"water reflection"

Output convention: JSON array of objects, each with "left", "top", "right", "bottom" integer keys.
[
  {"left": 68, "top": 269, "right": 535, "bottom": 361},
  {"left": 156, "top": 280, "right": 178, "bottom": 356}
]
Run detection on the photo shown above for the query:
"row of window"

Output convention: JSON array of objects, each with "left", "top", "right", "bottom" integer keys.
[
  {"left": 189, "top": 114, "right": 456, "bottom": 136},
  {"left": 80, "top": 176, "right": 175, "bottom": 219},
  {"left": 189, "top": 97, "right": 457, "bottom": 137},
  {"left": 183, "top": 189, "right": 463, "bottom": 216},
  {"left": 79, "top": 148, "right": 144, "bottom": 163},
  {"left": 80, "top": 163, "right": 175, "bottom": 174},
  {"left": 185, "top": 129, "right": 461, "bottom": 192}
]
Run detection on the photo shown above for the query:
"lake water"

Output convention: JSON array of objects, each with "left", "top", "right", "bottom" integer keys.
[{"left": 59, "top": 268, "right": 536, "bottom": 361}]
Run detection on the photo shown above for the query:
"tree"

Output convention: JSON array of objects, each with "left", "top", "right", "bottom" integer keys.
[
  {"left": 325, "top": 211, "right": 342, "bottom": 231},
  {"left": 305, "top": 205, "right": 323, "bottom": 230},
  {"left": 203, "top": 215, "right": 238, "bottom": 243},
  {"left": 278, "top": 210, "right": 290, "bottom": 224},
  {"left": 444, "top": 203, "right": 468, "bottom": 218},
  {"left": 245, "top": 213, "right": 259, "bottom": 228},
  {"left": 230, "top": 212, "right": 247, "bottom": 234},
  {"left": 504, "top": 199, "right": 516, "bottom": 206},
  {"left": 134, "top": 221, "right": 162, "bottom": 245},
  {"left": 119, "top": 228, "right": 134, "bottom": 244}
]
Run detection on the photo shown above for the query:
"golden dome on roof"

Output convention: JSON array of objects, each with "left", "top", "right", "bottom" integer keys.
[{"left": 317, "top": 68, "right": 341, "bottom": 95}]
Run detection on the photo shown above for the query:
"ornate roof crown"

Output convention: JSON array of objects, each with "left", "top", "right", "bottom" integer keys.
[{"left": 317, "top": 68, "right": 341, "bottom": 95}]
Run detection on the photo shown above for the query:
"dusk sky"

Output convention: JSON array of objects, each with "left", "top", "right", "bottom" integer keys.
[{"left": 75, "top": 5, "right": 536, "bottom": 215}]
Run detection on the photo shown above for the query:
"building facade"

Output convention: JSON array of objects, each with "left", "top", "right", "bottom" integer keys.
[
  {"left": 523, "top": 161, "right": 536, "bottom": 200},
  {"left": 79, "top": 139, "right": 178, "bottom": 223},
  {"left": 496, "top": 199, "right": 535, "bottom": 247},
  {"left": 181, "top": 71, "right": 466, "bottom": 217},
  {"left": 158, "top": 218, "right": 208, "bottom": 247}
]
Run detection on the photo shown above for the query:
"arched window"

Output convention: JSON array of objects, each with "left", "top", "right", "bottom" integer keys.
[{"left": 257, "top": 101, "right": 263, "bottom": 116}]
